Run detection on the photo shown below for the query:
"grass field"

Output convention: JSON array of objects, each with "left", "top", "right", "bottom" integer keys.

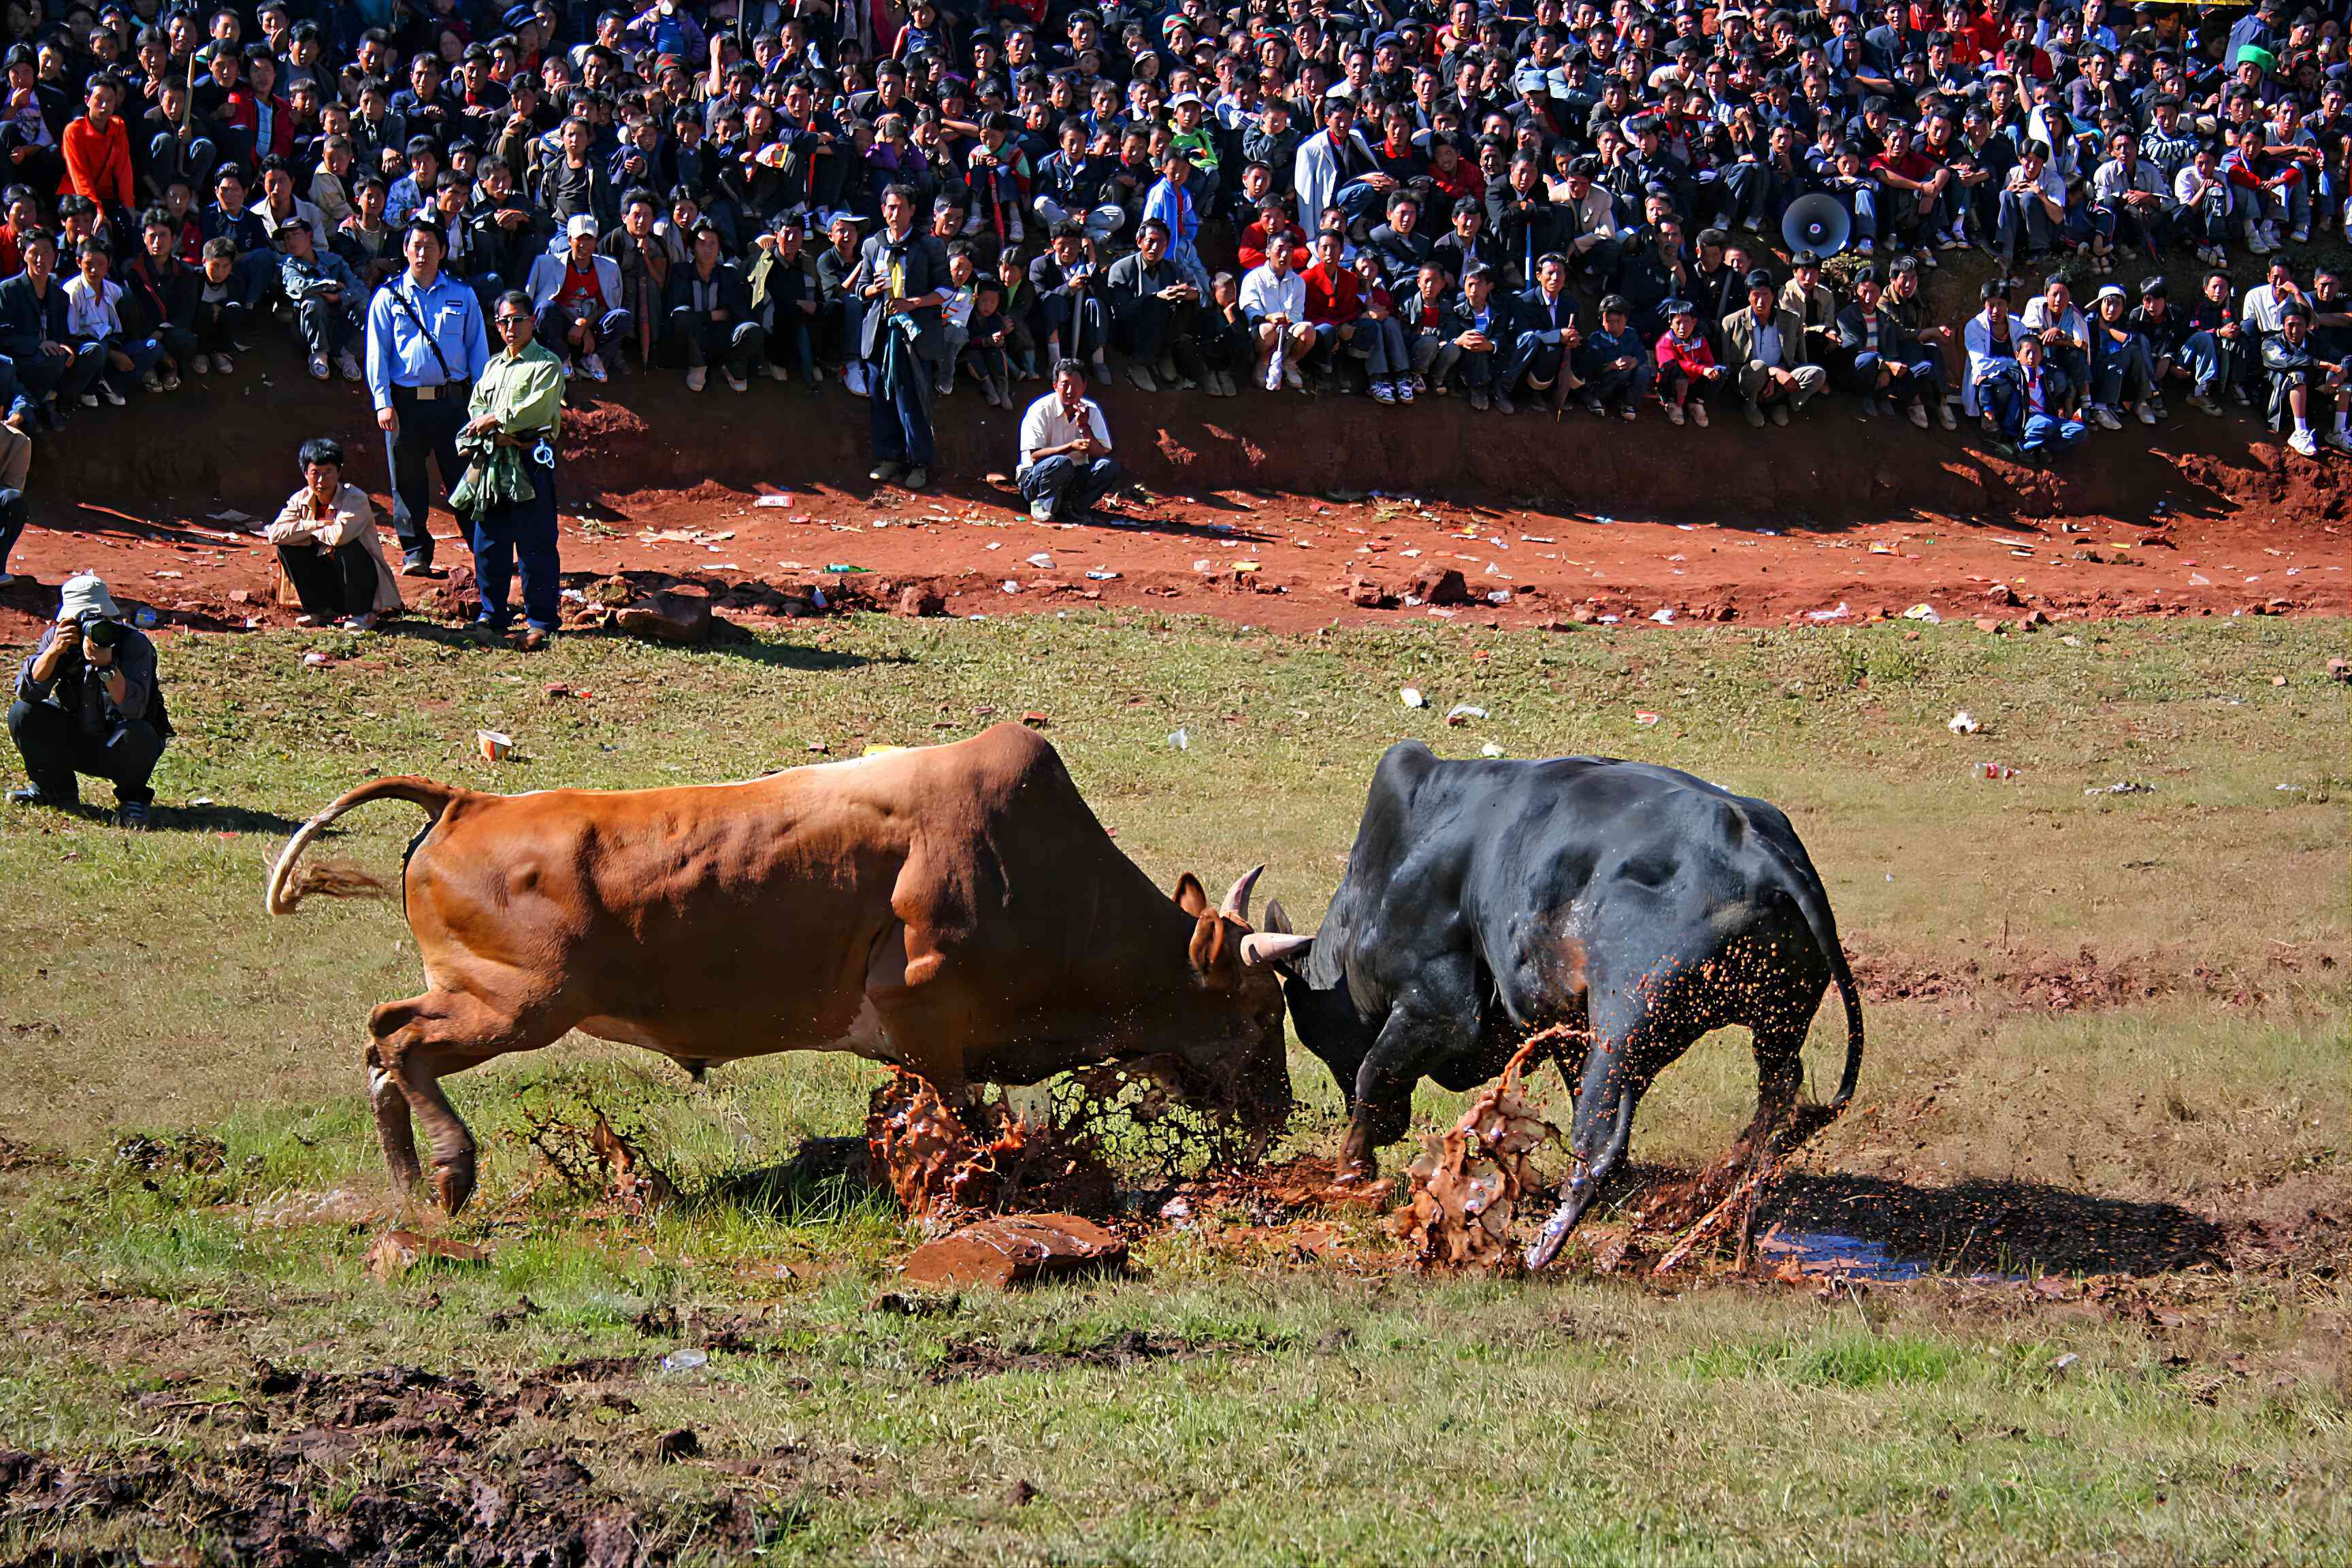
[{"left": 0, "top": 609, "right": 2345, "bottom": 1565}]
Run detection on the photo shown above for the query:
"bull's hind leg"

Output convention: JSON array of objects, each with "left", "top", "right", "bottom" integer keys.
[
  {"left": 365, "top": 1038, "right": 423, "bottom": 1192},
  {"left": 1526, "top": 989, "right": 1693, "bottom": 1269},
  {"left": 369, "top": 987, "right": 569, "bottom": 1214}
]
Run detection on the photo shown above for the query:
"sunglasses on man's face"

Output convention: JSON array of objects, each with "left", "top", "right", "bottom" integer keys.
[{"left": 496, "top": 315, "right": 532, "bottom": 327}]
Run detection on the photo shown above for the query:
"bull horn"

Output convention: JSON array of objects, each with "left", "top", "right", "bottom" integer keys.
[
  {"left": 1263, "top": 897, "right": 1293, "bottom": 935},
  {"left": 1240, "top": 931, "right": 1314, "bottom": 967},
  {"left": 1221, "top": 864, "right": 1264, "bottom": 924}
]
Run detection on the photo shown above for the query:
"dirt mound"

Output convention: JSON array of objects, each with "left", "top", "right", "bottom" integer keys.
[
  {"left": 1844, "top": 935, "right": 2293, "bottom": 1011},
  {"left": 0, "top": 1361, "right": 764, "bottom": 1566}
]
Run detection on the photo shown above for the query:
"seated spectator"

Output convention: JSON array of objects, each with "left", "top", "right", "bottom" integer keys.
[
  {"left": 1102, "top": 217, "right": 1205, "bottom": 393},
  {"left": 1017, "top": 358, "right": 1121, "bottom": 521},
  {"left": 960, "top": 276, "right": 1013, "bottom": 407},
  {"left": 2021, "top": 276, "right": 2093, "bottom": 405},
  {"left": 1838, "top": 267, "right": 1951, "bottom": 428},
  {"left": 2087, "top": 284, "right": 2159, "bottom": 429},
  {"left": 1435, "top": 263, "right": 1515, "bottom": 412},
  {"left": 529, "top": 214, "right": 629, "bottom": 382},
  {"left": 664, "top": 220, "right": 762, "bottom": 392},
  {"left": 1964, "top": 280, "right": 2023, "bottom": 433},
  {"left": 1501, "top": 251, "right": 1580, "bottom": 413},
  {"left": 1578, "top": 293, "right": 1654, "bottom": 421},
  {"left": 7, "top": 572, "right": 169, "bottom": 828},
  {"left": 63, "top": 238, "right": 163, "bottom": 405},
  {"left": 1722, "top": 270, "right": 1823, "bottom": 427},
  {"left": 1982, "top": 333, "right": 2087, "bottom": 464},
  {"left": 121, "top": 208, "right": 195, "bottom": 389},
  {"left": 2263, "top": 300, "right": 2351, "bottom": 458},
  {"left": 0, "top": 416, "right": 28, "bottom": 585},
  {"left": 264, "top": 436, "right": 400, "bottom": 630},
  {"left": 1299, "top": 226, "right": 1364, "bottom": 392},
  {"left": 189, "top": 236, "right": 249, "bottom": 376},
  {"left": 1239, "top": 233, "right": 1313, "bottom": 391},
  {"left": 1654, "top": 297, "right": 1727, "bottom": 427},
  {"left": 0, "top": 227, "right": 105, "bottom": 425},
  {"left": 277, "top": 216, "right": 364, "bottom": 382}
]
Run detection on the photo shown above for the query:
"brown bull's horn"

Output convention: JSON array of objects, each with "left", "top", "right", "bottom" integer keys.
[
  {"left": 1222, "top": 864, "right": 1264, "bottom": 923},
  {"left": 1263, "top": 897, "right": 1293, "bottom": 935},
  {"left": 1239, "top": 931, "right": 1313, "bottom": 967}
]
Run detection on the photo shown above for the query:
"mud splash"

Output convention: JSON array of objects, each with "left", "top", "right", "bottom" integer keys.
[
  {"left": 864, "top": 1071, "right": 1117, "bottom": 1224},
  {"left": 1390, "top": 1039, "right": 1559, "bottom": 1272}
]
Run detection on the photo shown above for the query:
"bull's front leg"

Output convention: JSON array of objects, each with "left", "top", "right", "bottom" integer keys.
[{"left": 1339, "top": 1001, "right": 1477, "bottom": 1182}]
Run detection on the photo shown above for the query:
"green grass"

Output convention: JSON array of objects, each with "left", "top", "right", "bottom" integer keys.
[{"left": 0, "top": 609, "right": 2345, "bottom": 1564}]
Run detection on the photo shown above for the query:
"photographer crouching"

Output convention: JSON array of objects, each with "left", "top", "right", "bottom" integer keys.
[{"left": 7, "top": 572, "right": 171, "bottom": 828}]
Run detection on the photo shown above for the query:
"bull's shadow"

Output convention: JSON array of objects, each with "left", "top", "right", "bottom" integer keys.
[{"left": 1742, "top": 1169, "right": 2227, "bottom": 1278}]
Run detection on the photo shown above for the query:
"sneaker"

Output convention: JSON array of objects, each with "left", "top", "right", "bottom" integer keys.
[
  {"left": 400, "top": 557, "right": 442, "bottom": 578},
  {"left": 1936, "top": 402, "right": 1957, "bottom": 431},
  {"left": 191, "top": 353, "right": 210, "bottom": 375},
  {"left": 340, "top": 612, "right": 378, "bottom": 632},
  {"left": 1468, "top": 387, "right": 1490, "bottom": 411},
  {"left": 2293, "top": 225, "right": 2310, "bottom": 245},
  {"left": 845, "top": 363, "right": 869, "bottom": 397},
  {"left": 1371, "top": 380, "right": 1394, "bottom": 405},
  {"left": 115, "top": 800, "right": 150, "bottom": 830},
  {"left": 1620, "top": 404, "right": 1637, "bottom": 422},
  {"left": 335, "top": 350, "right": 361, "bottom": 382},
  {"left": 685, "top": 365, "right": 707, "bottom": 392},
  {"left": 1582, "top": 394, "right": 1605, "bottom": 416},
  {"left": 2327, "top": 429, "right": 2352, "bottom": 455},
  {"left": 2289, "top": 427, "right": 2319, "bottom": 457},
  {"left": 78, "top": 391, "right": 98, "bottom": 408},
  {"left": 308, "top": 354, "right": 330, "bottom": 380},
  {"left": 900, "top": 466, "right": 928, "bottom": 491},
  {"left": 583, "top": 353, "right": 608, "bottom": 382},
  {"left": 1666, "top": 400, "right": 1684, "bottom": 425},
  {"left": 1909, "top": 402, "right": 1930, "bottom": 429},
  {"left": 1940, "top": 231, "right": 1967, "bottom": 251},
  {"left": 2231, "top": 384, "right": 2252, "bottom": 406},
  {"left": 1690, "top": 399, "right": 1709, "bottom": 428},
  {"left": 758, "top": 359, "right": 785, "bottom": 380},
  {"left": 212, "top": 352, "right": 233, "bottom": 374},
  {"left": 519, "top": 627, "right": 551, "bottom": 651},
  {"left": 2135, "top": 402, "right": 2158, "bottom": 426},
  {"left": 2093, "top": 404, "right": 2122, "bottom": 430},
  {"left": 1030, "top": 499, "right": 1056, "bottom": 521},
  {"left": 1126, "top": 361, "right": 1156, "bottom": 393},
  {"left": 6, "top": 785, "right": 76, "bottom": 809},
  {"left": 1492, "top": 390, "right": 1515, "bottom": 414},
  {"left": 1769, "top": 402, "right": 1790, "bottom": 426},
  {"left": 2188, "top": 392, "right": 2221, "bottom": 416},
  {"left": 140, "top": 371, "right": 163, "bottom": 393},
  {"left": 560, "top": 360, "right": 576, "bottom": 380},
  {"left": 1283, "top": 363, "right": 1303, "bottom": 390},
  {"left": 1918, "top": 247, "right": 1939, "bottom": 270},
  {"left": 868, "top": 460, "right": 903, "bottom": 484},
  {"left": 1746, "top": 401, "right": 1767, "bottom": 427},
  {"left": 1396, "top": 378, "right": 1414, "bottom": 404},
  {"left": 159, "top": 371, "right": 180, "bottom": 391},
  {"left": 725, "top": 370, "right": 749, "bottom": 392}
]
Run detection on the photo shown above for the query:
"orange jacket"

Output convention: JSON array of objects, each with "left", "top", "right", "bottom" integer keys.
[{"left": 61, "top": 114, "right": 132, "bottom": 210}]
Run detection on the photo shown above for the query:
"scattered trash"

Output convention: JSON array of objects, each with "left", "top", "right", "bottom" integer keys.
[
  {"left": 1485, "top": 589, "right": 1510, "bottom": 604},
  {"left": 752, "top": 494, "right": 794, "bottom": 507},
  {"left": 1806, "top": 602, "right": 1852, "bottom": 622},
  {"left": 1444, "top": 703, "right": 1488, "bottom": 723},
  {"left": 659, "top": 1348, "right": 708, "bottom": 1375},
  {"left": 302, "top": 651, "right": 331, "bottom": 668},
  {"left": 1085, "top": 569, "right": 1120, "bottom": 581},
  {"left": 1002, "top": 580, "right": 1022, "bottom": 594},
  {"left": 821, "top": 563, "right": 869, "bottom": 574},
  {"left": 1480, "top": 742, "right": 1505, "bottom": 757},
  {"left": 133, "top": 607, "right": 161, "bottom": 629},
  {"left": 1167, "top": 728, "right": 1188, "bottom": 750},
  {"left": 1976, "top": 762, "right": 2019, "bottom": 781},
  {"left": 2050, "top": 1352, "right": 2081, "bottom": 1377},
  {"left": 1400, "top": 687, "right": 1426, "bottom": 708},
  {"left": 1648, "top": 607, "right": 1676, "bottom": 624},
  {"left": 208, "top": 508, "right": 255, "bottom": 524},
  {"left": 1021, "top": 711, "right": 1050, "bottom": 728},
  {"left": 476, "top": 730, "right": 512, "bottom": 762},
  {"left": 1026, "top": 553, "right": 1056, "bottom": 568},
  {"left": 1634, "top": 710, "right": 1661, "bottom": 726},
  {"left": 1593, "top": 514, "right": 1616, "bottom": 525},
  {"left": 1947, "top": 710, "right": 1980, "bottom": 735},
  {"left": 2085, "top": 781, "right": 2154, "bottom": 796},
  {"left": 2275, "top": 783, "right": 2307, "bottom": 793},
  {"left": 1902, "top": 603, "right": 1941, "bottom": 623}
]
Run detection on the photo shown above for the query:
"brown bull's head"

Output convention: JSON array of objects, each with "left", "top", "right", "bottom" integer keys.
[{"left": 1166, "top": 865, "right": 1294, "bottom": 1137}]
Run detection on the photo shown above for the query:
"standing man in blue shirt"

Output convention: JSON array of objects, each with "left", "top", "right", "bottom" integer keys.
[{"left": 366, "top": 216, "right": 491, "bottom": 575}]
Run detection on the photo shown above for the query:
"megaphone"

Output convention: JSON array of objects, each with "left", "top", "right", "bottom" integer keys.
[{"left": 1781, "top": 193, "right": 1852, "bottom": 259}]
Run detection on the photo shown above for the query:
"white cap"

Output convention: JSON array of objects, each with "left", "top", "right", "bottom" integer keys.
[{"left": 567, "top": 213, "right": 598, "bottom": 240}]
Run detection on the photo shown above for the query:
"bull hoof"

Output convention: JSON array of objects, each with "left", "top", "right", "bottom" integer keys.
[
  {"left": 431, "top": 1153, "right": 478, "bottom": 1215},
  {"left": 1331, "top": 1160, "right": 1378, "bottom": 1187}
]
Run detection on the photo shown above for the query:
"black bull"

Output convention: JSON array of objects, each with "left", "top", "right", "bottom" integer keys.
[{"left": 1243, "top": 742, "right": 1862, "bottom": 1270}]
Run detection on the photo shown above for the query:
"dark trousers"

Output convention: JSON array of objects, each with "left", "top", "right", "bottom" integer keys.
[
  {"left": 7, "top": 699, "right": 164, "bottom": 806},
  {"left": 295, "top": 295, "right": 361, "bottom": 358},
  {"left": 867, "top": 341, "right": 935, "bottom": 468},
  {"left": 667, "top": 310, "right": 766, "bottom": 376},
  {"left": 468, "top": 454, "right": 561, "bottom": 632},
  {"left": 191, "top": 297, "right": 246, "bottom": 353},
  {"left": 538, "top": 301, "right": 634, "bottom": 363},
  {"left": 0, "top": 487, "right": 22, "bottom": 572},
  {"left": 1035, "top": 292, "right": 1107, "bottom": 359},
  {"left": 15, "top": 342, "right": 104, "bottom": 408},
  {"left": 385, "top": 382, "right": 468, "bottom": 568},
  {"left": 1019, "top": 454, "right": 1123, "bottom": 518},
  {"left": 278, "top": 540, "right": 377, "bottom": 620},
  {"left": 1111, "top": 296, "right": 1204, "bottom": 378}
]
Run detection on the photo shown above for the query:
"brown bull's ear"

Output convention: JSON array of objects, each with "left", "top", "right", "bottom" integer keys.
[
  {"left": 1187, "top": 911, "right": 1236, "bottom": 989},
  {"left": 1173, "top": 872, "right": 1211, "bottom": 919}
]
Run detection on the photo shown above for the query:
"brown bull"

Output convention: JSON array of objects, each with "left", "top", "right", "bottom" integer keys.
[{"left": 267, "top": 723, "right": 1290, "bottom": 1213}]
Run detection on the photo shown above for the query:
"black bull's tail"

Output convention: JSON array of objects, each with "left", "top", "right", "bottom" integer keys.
[
  {"left": 265, "top": 777, "right": 465, "bottom": 915},
  {"left": 1759, "top": 835, "right": 1865, "bottom": 1120}
]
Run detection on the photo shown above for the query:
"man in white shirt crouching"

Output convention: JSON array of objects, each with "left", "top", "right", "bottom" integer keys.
[{"left": 1017, "top": 359, "right": 1124, "bottom": 521}]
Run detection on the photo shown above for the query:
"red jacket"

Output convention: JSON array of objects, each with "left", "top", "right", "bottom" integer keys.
[
  {"left": 1303, "top": 261, "right": 1361, "bottom": 326},
  {"left": 61, "top": 114, "right": 133, "bottom": 209},
  {"left": 1654, "top": 327, "right": 1717, "bottom": 378}
]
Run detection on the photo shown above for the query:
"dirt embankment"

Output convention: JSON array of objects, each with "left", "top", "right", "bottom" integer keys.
[{"left": 3, "top": 353, "right": 2345, "bottom": 640}]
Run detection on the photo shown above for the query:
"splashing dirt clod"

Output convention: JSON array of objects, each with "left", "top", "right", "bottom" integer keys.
[{"left": 1390, "top": 1039, "right": 1558, "bottom": 1271}]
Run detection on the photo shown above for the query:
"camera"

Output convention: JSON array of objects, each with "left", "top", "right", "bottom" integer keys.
[{"left": 82, "top": 618, "right": 122, "bottom": 649}]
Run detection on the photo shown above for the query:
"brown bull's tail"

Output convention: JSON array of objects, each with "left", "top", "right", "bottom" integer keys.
[{"left": 265, "top": 777, "right": 465, "bottom": 915}]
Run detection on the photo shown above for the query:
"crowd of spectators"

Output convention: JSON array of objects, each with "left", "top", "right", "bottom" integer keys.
[{"left": 0, "top": 0, "right": 2347, "bottom": 585}]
